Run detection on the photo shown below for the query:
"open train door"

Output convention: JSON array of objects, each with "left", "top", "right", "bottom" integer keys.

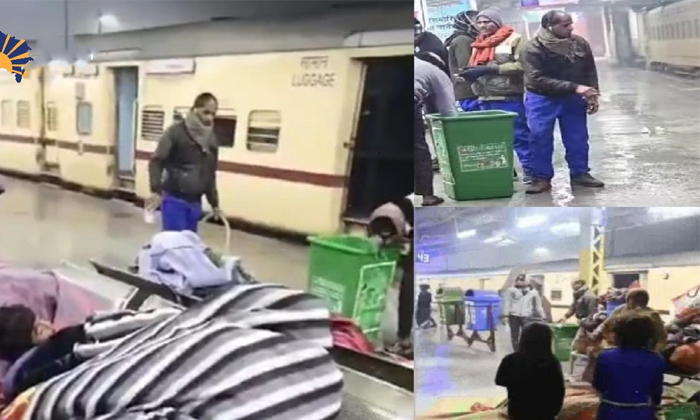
[
  {"left": 111, "top": 66, "right": 139, "bottom": 192},
  {"left": 343, "top": 40, "right": 413, "bottom": 225}
]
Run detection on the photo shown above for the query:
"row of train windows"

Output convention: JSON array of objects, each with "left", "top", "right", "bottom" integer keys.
[
  {"left": 0, "top": 101, "right": 279, "bottom": 154},
  {"left": 141, "top": 109, "right": 281, "bottom": 153},
  {"left": 650, "top": 19, "right": 700, "bottom": 40},
  {"left": 0, "top": 100, "right": 93, "bottom": 134}
]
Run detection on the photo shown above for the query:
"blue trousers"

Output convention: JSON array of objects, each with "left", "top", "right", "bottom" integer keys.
[
  {"left": 459, "top": 98, "right": 480, "bottom": 112},
  {"left": 479, "top": 99, "right": 531, "bottom": 176},
  {"left": 161, "top": 194, "right": 202, "bottom": 233},
  {"left": 525, "top": 91, "right": 590, "bottom": 180}
]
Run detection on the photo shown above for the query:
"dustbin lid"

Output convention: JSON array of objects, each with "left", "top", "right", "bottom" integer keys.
[{"left": 464, "top": 289, "right": 500, "bottom": 302}]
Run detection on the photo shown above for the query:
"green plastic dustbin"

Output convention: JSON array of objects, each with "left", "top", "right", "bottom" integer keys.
[
  {"left": 663, "top": 403, "right": 699, "bottom": 420},
  {"left": 551, "top": 324, "right": 579, "bottom": 362},
  {"left": 307, "top": 235, "right": 400, "bottom": 342},
  {"left": 436, "top": 287, "right": 465, "bottom": 326},
  {"left": 427, "top": 110, "right": 517, "bottom": 201}
]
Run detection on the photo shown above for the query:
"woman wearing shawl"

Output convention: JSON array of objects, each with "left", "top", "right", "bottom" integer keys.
[
  {"left": 147, "top": 93, "right": 222, "bottom": 233},
  {"left": 457, "top": 9, "right": 532, "bottom": 184},
  {"left": 445, "top": 10, "right": 480, "bottom": 112},
  {"left": 520, "top": 10, "right": 604, "bottom": 194}
]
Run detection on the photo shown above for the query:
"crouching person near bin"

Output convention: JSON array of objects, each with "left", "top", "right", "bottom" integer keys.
[
  {"left": 147, "top": 93, "right": 223, "bottom": 232},
  {"left": 521, "top": 10, "right": 604, "bottom": 194},
  {"left": 415, "top": 56, "right": 457, "bottom": 207},
  {"left": 368, "top": 196, "right": 414, "bottom": 357},
  {"left": 457, "top": 9, "right": 532, "bottom": 183}
]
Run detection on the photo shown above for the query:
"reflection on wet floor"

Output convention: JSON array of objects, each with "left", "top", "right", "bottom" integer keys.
[
  {"left": 0, "top": 178, "right": 309, "bottom": 290},
  {"left": 428, "top": 64, "right": 700, "bottom": 207},
  {"left": 414, "top": 326, "right": 511, "bottom": 417}
]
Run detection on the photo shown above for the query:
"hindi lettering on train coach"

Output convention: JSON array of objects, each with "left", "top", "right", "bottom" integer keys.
[{"left": 291, "top": 56, "right": 335, "bottom": 87}]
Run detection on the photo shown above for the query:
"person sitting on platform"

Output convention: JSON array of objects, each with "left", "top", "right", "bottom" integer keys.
[
  {"left": 591, "top": 289, "right": 666, "bottom": 352},
  {"left": 496, "top": 322, "right": 565, "bottom": 420}
]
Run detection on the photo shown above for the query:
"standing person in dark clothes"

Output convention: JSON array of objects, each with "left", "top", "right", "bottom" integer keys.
[
  {"left": 496, "top": 322, "right": 565, "bottom": 420},
  {"left": 415, "top": 284, "right": 436, "bottom": 328},
  {"left": 593, "top": 315, "right": 665, "bottom": 420},
  {"left": 415, "top": 57, "right": 457, "bottom": 207},
  {"left": 415, "top": 18, "right": 450, "bottom": 78},
  {"left": 147, "top": 93, "right": 222, "bottom": 233},
  {"left": 521, "top": 10, "right": 604, "bottom": 194},
  {"left": 368, "top": 196, "right": 414, "bottom": 357},
  {"left": 445, "top": 10, "right": 480, "bottom": 112},
  {"left": 558, "top": 279, "right": 598, "bottom": 324}
]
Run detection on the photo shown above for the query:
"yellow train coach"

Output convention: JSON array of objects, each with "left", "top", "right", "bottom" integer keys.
[{"left": 0, "top": 6, "right": 412, "bottom": 236}]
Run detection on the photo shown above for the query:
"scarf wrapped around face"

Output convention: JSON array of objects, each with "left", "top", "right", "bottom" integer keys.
[
  {"left": 535, "top": 27, "right": 575, "bottom": 59},
  {"left": 468, "top": 26, "right": 515, "bottom": 66},
  {"left": 184, "top": 111, "right": 214, "bottom": 147}
]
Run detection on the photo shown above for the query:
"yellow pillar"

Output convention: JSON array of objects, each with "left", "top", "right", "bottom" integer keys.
[{"left": 579, "top": 208, "right": 608, "bottom": 294}]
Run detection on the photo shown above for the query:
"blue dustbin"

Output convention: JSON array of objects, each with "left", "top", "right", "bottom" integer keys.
[
  {"left": 464, "top": 289, "right": 502, "bottom": 332},
  {"left": 606, "top": 301, "right": 624, "bottom": 316}
]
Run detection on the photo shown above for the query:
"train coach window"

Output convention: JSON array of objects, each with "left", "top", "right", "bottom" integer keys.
[
  {"left": 76, "top": 102, "right": 92, "bottom": 135},
  {"left": 246, "top": 111, "right": 280, "bottom": 153},
  {"left": 213, "top": 116, "right": 236, "bottom": 148},
  {"left": 46, "top": 103, "right": 58, "bottom": 132},
  {"left": 694, "top": 20, "right": 700, "bottom": 38},
  {"left": 17, "top": 101, "right": 30, "bottom": 129},
  {"left": 141, "top": 108, "right": 165, "bottom": 141},
  {"left": 1, "top": 101, "right": 11, "bottom": 127}
]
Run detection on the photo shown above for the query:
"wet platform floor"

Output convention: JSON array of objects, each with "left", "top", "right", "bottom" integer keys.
[
  {"left": 428, "top": 65, "right": 700, "bottom": 207},
  {"left": 0, "top": 177, "right": 309, "bottom": 290},
  {"left": 414, "top": 325, "right": 512, "bottom": 417}
]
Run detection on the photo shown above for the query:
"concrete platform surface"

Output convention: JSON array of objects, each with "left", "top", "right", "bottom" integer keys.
[
  {"left": 425, "top": 65, "right": 700, "bottom": 207},
  {"left": 0, "top": 177, "right": 309, "bottom": 290}
]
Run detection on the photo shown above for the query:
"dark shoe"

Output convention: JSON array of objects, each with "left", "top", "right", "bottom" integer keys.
[
  {"left": 571, "top": 173, "right": 605, "bottom": 188},
  {"left": 422, "top": 195, "right": 444, "bottom": 206},
  {"left": 526, "top": 179, "right": 552, "bottom": 194},
  {"left": 432, "top": 158, "right": 439, "bottom": 171},
  {"left": 522, "top": 175, "right": 533, "bottom": 184}
]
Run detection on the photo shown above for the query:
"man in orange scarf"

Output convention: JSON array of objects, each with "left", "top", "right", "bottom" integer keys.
[{"left": 458, "top": 9, "right": 532, "bottom": 184}]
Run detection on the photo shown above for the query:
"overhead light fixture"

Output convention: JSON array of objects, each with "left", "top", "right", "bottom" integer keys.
[
  {"left": 498, "top": 238, "right": 516, "bottom": 246},
  {"left": 516, "top": 214, "right": 547, "bottom": 228},
  {"left": 550, "top": 222, "right": 580, "bottom": 236},
  {"left": 484, "top": 235, "right": 501, "bottom": 244},
  {"left": 534, "top": 247, "right": 549, "bottom": 255},
  {"left": 457, "top": 229, "right": 476, "bottom": 239}
]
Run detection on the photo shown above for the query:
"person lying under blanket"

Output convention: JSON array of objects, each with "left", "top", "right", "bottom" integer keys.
[{"left": 0, "top": 283, "right": 343, "bottom": 420}]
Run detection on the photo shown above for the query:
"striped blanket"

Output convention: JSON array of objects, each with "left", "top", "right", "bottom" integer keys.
[{"left": 14, "top": 283, "right": 342, "bottom": 420}]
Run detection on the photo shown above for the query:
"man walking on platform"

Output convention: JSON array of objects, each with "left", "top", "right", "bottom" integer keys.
[
  {"left": 503, "top": 274, "right": 545, "bottom": 351},
  {"left": 147, "top": 93, "right": 222, "bottom": 233},
  {"left": 521, "top": 10, "right": 605, "bottom": 194}
]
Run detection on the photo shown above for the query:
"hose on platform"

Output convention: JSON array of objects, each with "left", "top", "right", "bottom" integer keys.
[{"left": 202, "top": 212, "right": 231, "bottom": 254}]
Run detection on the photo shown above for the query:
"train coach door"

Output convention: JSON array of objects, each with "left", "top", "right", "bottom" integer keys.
[
  {"left": 344, "top": 56, "right": 413, "bottom": 221},
  {"left": 113, "top": 67, "right": 139, "bottom": 188}
]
